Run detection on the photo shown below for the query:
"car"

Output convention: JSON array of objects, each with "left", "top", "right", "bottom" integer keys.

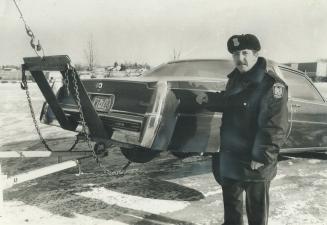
[{"left": 23, "top": 56, "right": 327, "bottom": 166}]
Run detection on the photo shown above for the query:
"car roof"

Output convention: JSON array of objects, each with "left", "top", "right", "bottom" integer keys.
[
  {"left": 167, "top": 58, "right": 231, "bottom": 64},
  {"left": 167, "top": 58, "right": 306, "bottom": 75}
]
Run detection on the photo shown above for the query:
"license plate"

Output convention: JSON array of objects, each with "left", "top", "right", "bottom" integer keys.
[{"left": 92, "top": 95, "right": 114, "bottom": 112}]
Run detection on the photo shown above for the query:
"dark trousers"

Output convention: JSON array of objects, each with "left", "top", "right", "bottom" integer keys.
[{"left": 221, "top": 179, "right": 270, "bottom": 225}]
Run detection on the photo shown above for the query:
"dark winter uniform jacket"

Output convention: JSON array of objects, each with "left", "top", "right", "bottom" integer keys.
[{"left": 206, "top": 57, "right": 289, "bottom": 183}]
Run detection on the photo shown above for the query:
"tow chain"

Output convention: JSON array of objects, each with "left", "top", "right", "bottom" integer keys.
[
  {"left": 14, "top": 0, "right": 130, "bottom": 176},
  {"left": 63, "top": 68, "right": 70, "bottom": 96},
  {"left": 14, "top": 0, "right": 78, "bottom": 152},
  {"left": 12, "top": 0, "right": 44, "bottom": 57},
  {"left": 70, "top": 67, "right": 131, "bottom": 176},
  {"left": 22, "top": 66, "right": 130, "bottom": 176},
  {"left": 21, "top": 72, "right": 80, "bottom": 152}
]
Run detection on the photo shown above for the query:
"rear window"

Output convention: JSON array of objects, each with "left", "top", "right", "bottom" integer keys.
[
  {"left": 280, "top": 68, "right": 324, "bottom": 102},
  {"left": 143, "top": 60, "right": 234, "bottom": 79}
]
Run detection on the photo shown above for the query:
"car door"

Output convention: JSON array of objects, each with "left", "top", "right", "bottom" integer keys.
[{"left": 279, "top": 66, "right": 327, "bottom": 151}]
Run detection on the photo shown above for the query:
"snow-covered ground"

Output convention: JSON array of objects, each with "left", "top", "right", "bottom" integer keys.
[{"left": 0, "top": 82, "right": 327, "bottom": 225}]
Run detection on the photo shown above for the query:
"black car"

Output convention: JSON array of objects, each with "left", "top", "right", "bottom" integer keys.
[{"left": 24, "top": 56, "right": 327, "bottom": 164}]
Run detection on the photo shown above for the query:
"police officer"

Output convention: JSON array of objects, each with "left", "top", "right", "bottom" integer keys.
[{"left": 196, "top": 34, "right": 289, "bottom": 225}]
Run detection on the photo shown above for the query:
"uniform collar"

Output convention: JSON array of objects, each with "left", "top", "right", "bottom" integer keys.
[
  {"left": 227, "top": 57, "right": 267, "bottom": 85},
  {"left": 224, "top": 57, "right": 267, "bottom": 97}
]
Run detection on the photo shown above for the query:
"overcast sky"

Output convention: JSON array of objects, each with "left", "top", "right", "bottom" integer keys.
[{"left": 1, "top": 0, "right": 327, "bottom": 66}]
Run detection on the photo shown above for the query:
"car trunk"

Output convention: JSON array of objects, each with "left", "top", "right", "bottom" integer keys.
[
  {"left": 82, "top": 79, "right": 155, "bottom": 114},
  {"left": 53, "top": 78, "right": 167, "bottom": 148}
]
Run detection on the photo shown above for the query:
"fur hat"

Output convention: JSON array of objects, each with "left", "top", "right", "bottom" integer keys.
[{"left": 227, "top": 34, "right": 261, "bottom": 53}]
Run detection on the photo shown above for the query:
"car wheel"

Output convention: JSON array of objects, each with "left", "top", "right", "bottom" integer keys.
[{"left": 120, "top": 147, "right": 160, "bottom": 163}]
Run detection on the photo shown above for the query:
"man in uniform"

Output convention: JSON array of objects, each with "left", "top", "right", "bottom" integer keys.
[{"left": 196, "top": 34, "right": 289, "bottom": 225}]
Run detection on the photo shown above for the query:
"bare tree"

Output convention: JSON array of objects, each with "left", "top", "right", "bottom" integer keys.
[
  {"left": 172, "top": 48, "right": 182, "bottom": 61},
  {"left": 84, "top": 35, "right": 96, "bottom": 72}
]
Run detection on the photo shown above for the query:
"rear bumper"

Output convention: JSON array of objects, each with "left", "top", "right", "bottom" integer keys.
[{"left": 60, "top": 108, "right": 162, "bottom": 147}]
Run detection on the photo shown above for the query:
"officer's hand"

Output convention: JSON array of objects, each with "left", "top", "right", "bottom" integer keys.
[
  {"left": 195, "top": 92, "right": 208, "bottom": 105},
  {"left": 250, "top": 160, "right": 264, "bottom": 170}
]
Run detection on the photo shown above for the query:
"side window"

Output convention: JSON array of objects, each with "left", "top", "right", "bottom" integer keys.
[{"left": 280, "top": 68, "right": 324, "bottom": 102}]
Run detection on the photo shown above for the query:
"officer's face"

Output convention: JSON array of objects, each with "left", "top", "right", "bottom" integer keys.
[{"left": 232, "top": 49, "right": 259, "bottom": 73}]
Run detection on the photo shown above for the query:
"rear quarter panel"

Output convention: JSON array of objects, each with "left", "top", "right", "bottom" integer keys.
[{"left": 155, "top": 80, "right": 226, "bottom": 153}]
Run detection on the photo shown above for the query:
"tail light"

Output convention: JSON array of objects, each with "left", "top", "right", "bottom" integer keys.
[{"left": 140, "top": 81, "right": 168, "bottom": 148}]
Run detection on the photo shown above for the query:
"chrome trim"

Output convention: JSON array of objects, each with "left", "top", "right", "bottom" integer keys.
[
  {"left": 100, "top": 114, "right": 143, "bottom": 123},
  {"left": 95, "top": 82, "right": 103, "bottom": 89},
  {"left": 62, "top": 104, "right": 145, "bottom": 118},
  {"left": 291, "top": 119, "right": 327, "bottom": 125},
  {"left": 103, "top": 112, "right": 143, "bottom": 119},
  {"left": 87, "top": 92, "right": 116, "bottom": 96},
  {"left": 110, "top": 109, "right": 144, "bottom": 116},
  {"left": 140, "top": 81, "right": 168, "bottom": 147},
  {"left": 290, "top": 98, "right": 326, "bottom": 105},
  {"left": 177, "top": 113, "right": 223, "bottom": 118},
  {"left": 63, "top": 108, "right": 143, "bottom": 123},
  {"left": 111, "top": 129, "right": 140, "bottom": 146},
  {"left": 63, "top": 108, "right": 79, "bottom": 112},
  {"left": 281, "top": 147, "right": 327, "bottom": 153},
  {"left": 62, "top": 104, "right": 145, "bottom": 117},
  {"left": 112, "top": 128, "right": 140, "bottom": 134},
  {"left": 171, "top": 87, "right": 224, "bottom": 92}
]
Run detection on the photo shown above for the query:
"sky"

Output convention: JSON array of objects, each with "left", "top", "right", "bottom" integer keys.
[{"left": 1, "top": 0, "right": 327, "bottom": 66}]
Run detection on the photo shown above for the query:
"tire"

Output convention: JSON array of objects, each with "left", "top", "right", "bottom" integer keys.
[{"left": 120, "top": 147, "right": 160, "bottom": 163}]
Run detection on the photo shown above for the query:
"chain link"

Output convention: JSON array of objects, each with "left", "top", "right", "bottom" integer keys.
[
  {"left": 12, "top": 0, "right": 45, "bottom": 57},
  {"left": 63, "top": 67, "right": 70, "bottom": 96},
  {"left": 22, "top": 76, "right": 79, "bottom": 152},
  {"left": 70, "top": 68, "right": 130, "bottom": 176}
]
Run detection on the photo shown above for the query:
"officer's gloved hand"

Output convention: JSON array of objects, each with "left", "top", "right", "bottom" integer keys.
[
  {"left": 195, "top": 92, "right": 208, "bottom": 104},
  {"left": 250, "top": 160, "right": 264, "bottom": 170}
]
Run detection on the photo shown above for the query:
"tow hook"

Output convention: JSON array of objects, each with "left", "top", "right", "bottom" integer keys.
[{"left": 94, "top": 142, "right": 108, "bottom": 158}]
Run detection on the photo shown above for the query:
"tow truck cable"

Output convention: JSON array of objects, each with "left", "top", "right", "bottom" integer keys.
[{"left": 12, "top": 0, "right": 44, "bottom": 57}]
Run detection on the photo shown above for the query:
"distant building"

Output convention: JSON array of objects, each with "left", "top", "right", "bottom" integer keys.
[
  {"left": 284, "top": 59, "right": 327, "bottom": 80},
  {"left": 0, "top": 69, "right": 21, "bottom": 80}
]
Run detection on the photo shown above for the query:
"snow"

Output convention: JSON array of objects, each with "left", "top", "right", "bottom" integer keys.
[
  {"left": 0, "top": 83, "right": 75, "bottom": 148},
  {"left": 308, "top": 159, "right": 321, "bottom": 164},
  {"left": 0, "top": 201, "right": 128, "bottom": 225},
  {"left": 77, "top": 187, "right": 190, "bottom": 214}
]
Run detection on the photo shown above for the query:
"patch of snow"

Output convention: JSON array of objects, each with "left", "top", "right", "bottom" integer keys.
[
  {"left": 271, "top": 200, "right": 325, "bottom": 225},
  {"left": 275, "top": 174, "right": 286, "bottom": 180},
  {"left": 270, "top": 183, "right": 298, "bottom": 191},
  {"left": 0, "top": 201, "right": 128, "bottom": 225},
  {"left": 313, "top": 179, "right": 327, "bottom": 186},
  {"left": 308, "top": 159, "right": 321, "bottom": 164},
  {"left": 76, "top": 187, "right": 190, "bottom": 214},
  {"left": 203, "top": 189, "right": 222, "bottom": 197},
  {"left": 318, "top": 171, "right": 327, "bottom": 178}
]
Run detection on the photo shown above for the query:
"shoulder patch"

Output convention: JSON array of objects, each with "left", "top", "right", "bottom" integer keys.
[{"left": 273, "top": 83, "right": 285, "bottom": 98}]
